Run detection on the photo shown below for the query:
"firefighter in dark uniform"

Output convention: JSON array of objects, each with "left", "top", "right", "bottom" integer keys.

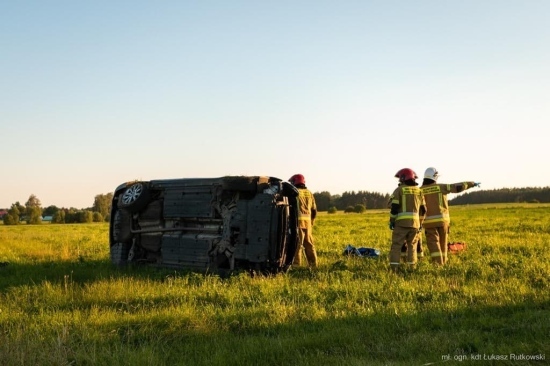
[
  {"left": 388, "top": 168, "right": 426, "bottom": 272},
  {"left": 289, "top": 174, "right": 318, "bottom": 267},
  {"left": 421, "top": 167, "right": 480, "bottom": 265}
]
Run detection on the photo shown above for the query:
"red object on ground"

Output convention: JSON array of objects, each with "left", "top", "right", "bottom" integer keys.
[{"left": 448, "top": 241, "right": 467, "bottom": 254}]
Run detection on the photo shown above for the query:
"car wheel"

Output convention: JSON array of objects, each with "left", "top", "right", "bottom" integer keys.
[
  {"left": 118, "top": 182, "right": 151, "bottom": 212},
  {"left": 110, "top": 242, "right": 130, "bottom": 266},
  {"left": 112, "top": 209, "right": 132, "bottom": 243}
]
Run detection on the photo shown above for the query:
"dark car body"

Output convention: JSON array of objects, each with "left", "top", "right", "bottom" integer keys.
[{"left": 109, "top": 176, "right": 299, "bottom": 274}]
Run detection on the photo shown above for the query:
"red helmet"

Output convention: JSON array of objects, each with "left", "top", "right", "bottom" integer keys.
[
  {"left": 394, "top": 168, "right": 418, "bottom": 182},
  {"left": 289, "top": 174, "right": 305, "bottom": 185}
]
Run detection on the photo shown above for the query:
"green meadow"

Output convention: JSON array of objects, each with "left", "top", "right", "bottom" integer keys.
[{"left": 0, "top": 204, "right": 549, "bottom": 365}]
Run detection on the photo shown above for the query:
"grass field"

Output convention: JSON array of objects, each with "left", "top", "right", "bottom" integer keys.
[{"left": 0, "top": 203, "right": 549, "bottom": 365}]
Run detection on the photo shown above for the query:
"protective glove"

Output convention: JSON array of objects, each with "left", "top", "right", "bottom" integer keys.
[
  {"left": 389, "top": 221, "right": 395, "bottom": 230},
  {"left": 474, "top": 182, "right": 481, "bottom": 187}
]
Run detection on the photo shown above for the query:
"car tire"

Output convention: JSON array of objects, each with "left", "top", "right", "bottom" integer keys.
[
  {"left": 112, "top": 209, "right": 132, "bottom": 243},
  {"left": 110, "top": 242, "right": 130, "bottom": 266},
  {"left": 118, "top": 182, "right": 151, "bottom": 212}
]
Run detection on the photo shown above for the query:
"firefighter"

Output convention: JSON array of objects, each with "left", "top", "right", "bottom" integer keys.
[
  {"left": 388, "top": 168, "right": 426, "bottom": 272},
  {"left": 421, "top": 167, "right": 480, "bottom": 265},
  {"left": 289, "top": 174, "right": 318, "bottom": 267},
  {"left": 388, "top": 183, "right": 425, "bottom": 259}
]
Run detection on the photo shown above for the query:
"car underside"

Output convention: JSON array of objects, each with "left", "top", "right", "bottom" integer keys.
[{"left": 109, "top": 176, "right": 299, "bottom": 274}]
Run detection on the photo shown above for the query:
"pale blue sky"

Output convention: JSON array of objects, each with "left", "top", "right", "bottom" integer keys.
[{"left": 2, "top": 1, "right": 549, "bottom": 209}]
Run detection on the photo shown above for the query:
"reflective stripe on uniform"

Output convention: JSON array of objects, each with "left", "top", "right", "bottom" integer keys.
[
  {"left": 422, "top": 185, "right": 445, "bottom": 215},
  {"left": 297, "top": 189, "right": 315, "bottom": 225},
  {"left": 401, "top": 187, "right": 419, "bottom": 194},
  {"left": 430, "top": 252, "right": 442, "bottom": 257},
  {"left": 423, "top": 213, "right": 450, "bottom": 224},
  {"left": 424, "top": 214, "right": 449, "bottom": 220},
  {"left": 396, "top": 212, "right": 420, "bottom": 221},
  {"left": 390, "top": 185, "right": 424, "bottom": 228},
  {"left": 422, "top": 185, "right": 441, "bottom": 194}
]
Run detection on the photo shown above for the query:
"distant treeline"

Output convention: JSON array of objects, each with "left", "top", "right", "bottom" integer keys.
[
  {"left": 313, "top": 187, "right": 550, "bottom": 211},
  {"left": 448, "top": 187, "right": 550, "bottom": 205},
  {"left": 313, "top": 191, "right": 390, "bottom": 212},
  {"left": 1, "top": 193, "right": 113, "bottom": 225},
  {"left": 3, "top": 187, "right": 548, "bottom": 224}
]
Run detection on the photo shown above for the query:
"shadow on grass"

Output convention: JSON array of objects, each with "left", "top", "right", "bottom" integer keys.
[
  {"left": 0, "top": 259, "right": 203, "bottom": 291},
  {"left": 0, "top": 259, "right": 549, "bottom": 365},
  {"left": 0, "top": 258, "right": 326, "bottom": 292},
  {"left": 99, "top": 297, "right": 550, "bottom": 366}
]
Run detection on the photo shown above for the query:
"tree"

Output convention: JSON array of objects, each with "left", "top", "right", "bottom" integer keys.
[
  {"left": 25, "top": 194, "right": 43, "bottom": 225},
  {"left": 449, "top": 187, "right": 550, "bottom": 205},
  {"left": 331, "top": 190, "right": 390, "bottom": 210},
  {"left": 25, "top": 194, "right": 41, "bottom": 208},
  {"left": 92, "top": 212, "right": 104, "bottom": 222},
  {"left": 313, "top": 191, "right": 332, "bottom": 212},
  {"left": 92, "top": 193, "right": 113, "bottom": 219},
  {"left": 14, "top": 201, "right": 26, "bottom": 222},
  {"left": 64, "top": 208, "right": 78, "bottom": 223},
  {"left": 27, "top": 206, "right": 42, "bottom": 224},
  {"left": 76, "top": 210, "right": 94, "bottom": 223},
  {"left": 3, "top": 204, "right": 20, "bottom": 225},
  {"left": 43, "top": 205, "right": 60, "bottom": 217},
  {"left": 52, "top": 210, "right": 65, "bottom": 223}
]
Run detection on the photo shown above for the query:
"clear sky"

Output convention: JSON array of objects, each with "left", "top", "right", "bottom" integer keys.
[{"left": 2, "top": 1, "right": 549, "bottom": 209}]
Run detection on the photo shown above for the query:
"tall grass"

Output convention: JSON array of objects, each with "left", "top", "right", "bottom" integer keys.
[{"left": 0, "top": 204, "right": 548, "bottom": 365}]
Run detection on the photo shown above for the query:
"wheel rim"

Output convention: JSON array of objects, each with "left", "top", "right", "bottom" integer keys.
[{"left": 121, "top": 184, "right": 142, "bottom": 205}]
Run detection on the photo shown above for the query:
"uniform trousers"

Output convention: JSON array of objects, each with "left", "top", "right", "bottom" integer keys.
[
  {"left": 424, "top": 224, "right": 449, "bottom": 265},
  {"left": 294, "top": 227, "right": 317, "bottom": 267},
  {"left": 390, "top": 226, "right": 420, "bottom": 270}
]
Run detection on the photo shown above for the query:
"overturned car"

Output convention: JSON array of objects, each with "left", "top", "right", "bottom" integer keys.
[{"left": 109, "top": 176, "right": 299, "bottom": 274}]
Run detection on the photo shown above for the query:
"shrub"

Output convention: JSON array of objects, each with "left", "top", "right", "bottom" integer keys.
[
  {"left": 52, "top": 211, "right": 65, "bottom": 223},
  {"left": 3, "top": 213, "right": 18, "bottom": 225},
  {"left": 327, "top": 206, "right": 338, "bottom": 214},
  {"left": 354, "top": 204, "right": 366, "bottom": 213},
  {"left": 76, "top": 210, "right": 94, "bottom": 223},
  {"left": 93, "top": 212, "right": 104, "bottom": 222}
]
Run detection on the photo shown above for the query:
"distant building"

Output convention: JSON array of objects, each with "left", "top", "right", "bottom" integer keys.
[
  {"left": 42, "top": 215, "right": 53, "bottom": 222},
  {"left": 0, "top": 209, "right": 7, "bottom": 219}
]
